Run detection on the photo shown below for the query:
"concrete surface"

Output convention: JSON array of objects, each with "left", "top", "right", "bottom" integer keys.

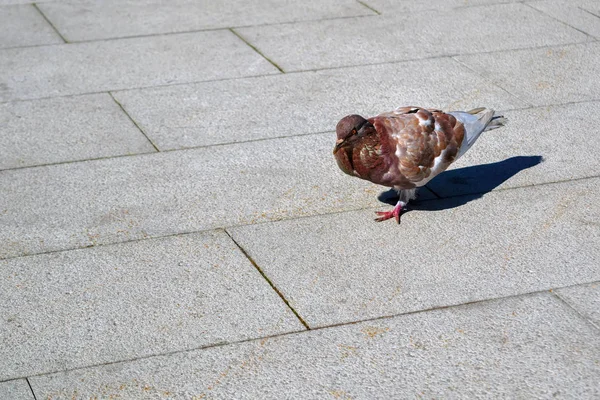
[
  {"left": 230, "top": 177, "right": 600, "bottom": 327},
  {"left": 0, "top": 230, "right": 304, "bottom": 380},
  {"left": 0, "top": 4, "right": 63, "bottom": 49},
  {"left": 0, "top": 379, "right": 33, "bottom": 400},
  {"left": 38, "top": 0, "right": 375, "bottom": 42},
  {"left": 427, "top": 101, "right": 600, "bottom": 196},
  {"left": 0, "top": 30, "right": 278, "bottom": 102},
  {"left": 29, "top": 294, "right": 600, "bottom": 399},
  {"left": 0, "top": 93, "right": 156, "bottom": 170},
  {"left": 529, "top": 0, "right": 600, "bottom": 39},
  {"left": 2, "top": 0, "right": 600, "bottom": 397},
  {"left": 556, "top": 281, "right": 600, "bottom": 329},
  {"left": 363, "top": 0, "right": 520, "bottom": 12},
  {"left": 236, "top": 3, "right": 589, "bottom": 71},
  {"left": 455, "top": 42, "right": 600, "bottom": 106},
  {"left": 0, "top": 133, "right": 438, "bottom": 259},
  {"left": 113, "top": 58, "right": 522, "bottom": 150}
]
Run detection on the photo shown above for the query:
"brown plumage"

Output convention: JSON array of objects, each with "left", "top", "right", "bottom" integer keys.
[{"left": 333, "top": 106, "right": 506, "bottom": 223}]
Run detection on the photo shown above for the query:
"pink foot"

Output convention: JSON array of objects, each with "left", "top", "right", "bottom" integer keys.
[{"left": 374, "top": 202, "right": 404, "bottom": 223}]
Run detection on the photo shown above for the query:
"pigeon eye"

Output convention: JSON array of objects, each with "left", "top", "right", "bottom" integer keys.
[{"left": 351, "top": 129, "right": 357, "bottom": 135}]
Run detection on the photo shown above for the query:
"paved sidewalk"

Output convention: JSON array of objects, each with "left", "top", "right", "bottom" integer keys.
[{"left": 1, "top": 0, "right": 599, "bottom": 398}]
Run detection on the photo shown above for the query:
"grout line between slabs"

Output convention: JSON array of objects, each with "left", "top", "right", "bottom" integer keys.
[
  {"left": 2, "top": 0, "right": 540, "bottom": 51},
  {"left": 312, "top": 290, "right": 553, "bottom": 333},
  {"left": 30, "top": 14, "right": 379, "bottom": 46},
  {"left": 420, "top": 173, "right": 600, "bottom": 201},
  {"left": 2, "top": 286, "right": 595, "bottom": 384},
  {"left": 496, "top": 98, "right": 600, "bottom": 112},
  {"left": 224, "top": 229, "right": 310, "bottom": 330},
  {"left": 579, "top": 6, "right": 600, "bottom": 20},
  {"left": 2, "top": 95, "right": 600, "bottom": 173},
  {"left": 219, "top": 173, "right": 600, "bottom": 230},
  {"left": 0, "top": 325, "right": 301, "bottom": 384},
  {"left": 1, "top": 173, "right": 599, "bottom": 263},
  {"left": 453, "top": 0, "right": 525, "bottom": 10},
  {"left": 356, "top": 0, "right": 381, "bottom": 15},
  {"left": 523, "top": 2, "right": 597, "bottom": 39},
  {"left": 229, "top": 28, "right": 285, "bottom": 73},
  {"left": 0, "top": 150, "right": 158, "bottom": 173},
  {"left": 0, "top": 70, "right": 278, "bottom": 105},
  {"left": 0, "top": 41, "right": 66, "bottom": 51},
  {"left": 551, "top": 290, "right": 600, "bottom": 332},
  {"left": 159, "top": 130, "right": 332, "bottom": 153},
  {"left": 255, "top": 39, "right": 594, "bottom": 75},
  {"left": 25, "top": 378, "right": 38, "bottom": 400},
  {"left": 450, "top": 56, "right": 535, "bottom": 108},
  {"left": 0, "top": 129, "right": 332, "bottom": 173},
  {"left": 1, "top": 39, "right": 595, "bottom": 106},
  {"left": 2, "top": 1, "right": 554, "bottom": 52},
  {"left": 31, "top": 3, "right": 67, "bottom": 43},
  {"left": 108, "top": 92, "right": 160, "bottom": 152}
]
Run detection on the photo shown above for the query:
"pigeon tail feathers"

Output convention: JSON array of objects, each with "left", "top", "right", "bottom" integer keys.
[
  {"left": 486, "top": 115, "right": 508, "bottom": 131},
  {"left": 450, "top": 108, "right": 505, "bottom": 159}
]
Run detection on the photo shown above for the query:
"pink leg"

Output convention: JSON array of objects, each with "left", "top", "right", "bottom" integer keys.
[{"left": 374, "top": 201, "right": 405, "bottom": 223}]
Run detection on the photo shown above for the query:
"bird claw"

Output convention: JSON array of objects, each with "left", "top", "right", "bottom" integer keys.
[{"left": 374, "top": 205, "right": 403, "bottom": 223}]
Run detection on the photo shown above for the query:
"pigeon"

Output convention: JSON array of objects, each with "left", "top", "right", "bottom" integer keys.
[{"left": 333, "top": 106, "right": 506, "bottom": 223}]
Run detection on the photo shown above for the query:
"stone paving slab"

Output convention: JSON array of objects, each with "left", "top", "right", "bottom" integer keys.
[
  {"left": 0, "top": 30, "right": 278, "bottom": 102},
  {"left": 2, "top": 0, "right": 599, "bottom": 392},
  {"left": 236, "top": 3, "right": 589, "bottom": 71},
  {"left": 556, "top": 282, "right": 600, "bottom": 328},
  {"left": 0, "top": 0, "right": 80, "bottom": 3},
  {"left": 29, "top": 293, "right": 600, "bottom": 399},
  {"left": 0, "top": 230, "right": 304, "bottom": 381},
  {"left": 0, "top": 93, "right": 155, "bottom": 170},
  {"left": 427, "top": 101, "right": 600, "bottom": 197},
  {"left": 0, "top": 0, "right": 93, "bottom": 3},
  {"left": 527, "top": 0, "right": 600, "bottom": 39},
  {"left": 0, "top": 133, "right": 438, "bottom": 259},
  {"left": 562, "top": 0, "right": 600, "bottom": 18},
  {"left": 456, "top": 42, "right": 600, "bottom": 106},
  {"left": 0, "top": 4, "right": 63, "bottom": 49},
  {"left": 363, "top": 0, "right": 520, "bottom": 13},
  {"left": 113, "top": 57, "right": 524, "bottom": 150},
  {"left": 0, "top": 380, "right": 33, "bottom": 400},
  {"left": 230, "top": 177, "right": 600, "bottom": 327},
  {"left": 37, "top": 0, "right": 375, "bottom": 42},
  {"left": 581, "top": 0, "right": 600, "bottom": 17}
]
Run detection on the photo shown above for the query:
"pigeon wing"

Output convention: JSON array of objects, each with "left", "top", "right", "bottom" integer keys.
[{"left": 371, "top": 108, "right": 465, "bottom": 188}]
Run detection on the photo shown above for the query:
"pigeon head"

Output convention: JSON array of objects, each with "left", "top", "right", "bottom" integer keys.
[{"left": 333, "top": 114, "right": 374, "bottom": 154}]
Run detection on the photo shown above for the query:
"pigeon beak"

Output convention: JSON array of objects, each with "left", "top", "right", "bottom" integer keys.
[{"left": 333, "top": 138, "right": 346, "bottom": 154}]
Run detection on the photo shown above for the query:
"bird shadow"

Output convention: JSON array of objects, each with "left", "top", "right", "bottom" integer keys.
[{"left": 377, "top": 155, "right": 544, "bottom": 212}]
